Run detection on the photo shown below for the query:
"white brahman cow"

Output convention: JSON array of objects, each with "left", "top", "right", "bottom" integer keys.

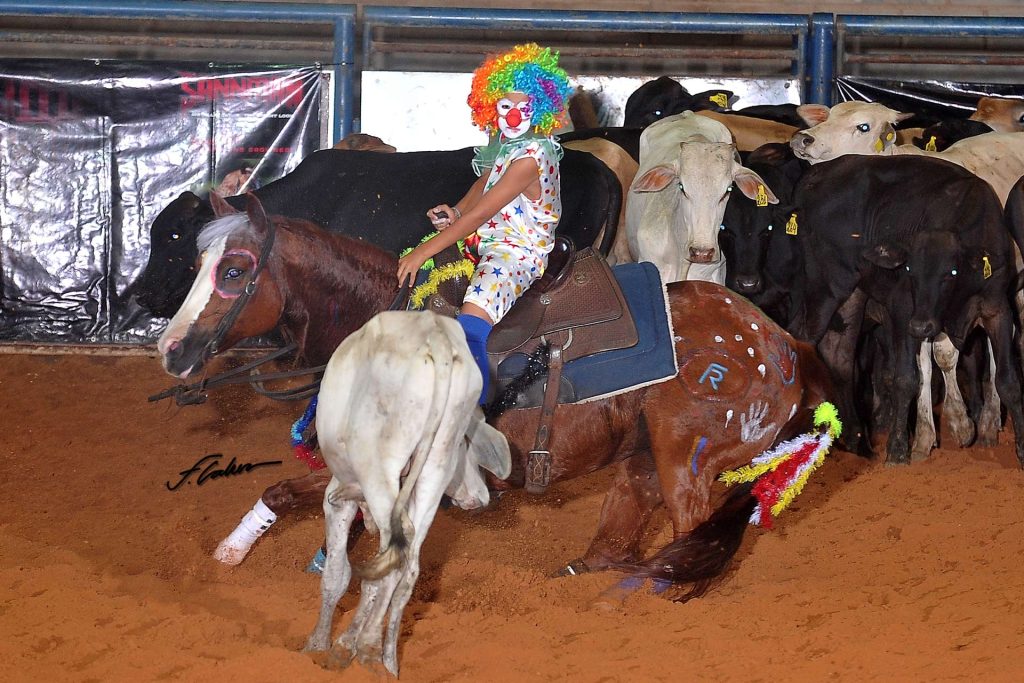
[
  {"left": 625, "top": 110, "right": 776, "bottom": 284},
  {"left": 304, "top": 310, "right": 511, "bottom": 677}
]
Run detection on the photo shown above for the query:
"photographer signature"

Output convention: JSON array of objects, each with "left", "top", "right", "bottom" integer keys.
[{"left": 166, "top": 453, "right": 282, "bottom": 491}]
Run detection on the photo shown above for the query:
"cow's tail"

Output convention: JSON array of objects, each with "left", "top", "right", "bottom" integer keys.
[
  {"left": 356, "top": 324, "right": 456, "bottom": 581},
  {"left": 610, "top": 401, "right": 841, "bottom": 601},
  {"left": 596, "top": 165, "right": 622, "bottom": 258}
]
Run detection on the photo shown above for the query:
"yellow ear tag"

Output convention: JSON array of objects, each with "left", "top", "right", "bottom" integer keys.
[
  {"left": 925, "top": 135, "right": 938, "bottom": 152},
  {"left": 874, "top": 137, "right": 884, "bottom": 152},
  {"left": 756, "top": 184, "right": 769, "bottom": 207},
  {"left": 785, "top": 213, "right": 799, "bottom": 235},
  {"left": 886, "top": 131, "right": 895, "bottom": 141},
  {"left": 710, "top": 92, "right": 729, "bottom": 108},
  {"left": 983, "top": 255, "right": 992, "bottom": 279}
]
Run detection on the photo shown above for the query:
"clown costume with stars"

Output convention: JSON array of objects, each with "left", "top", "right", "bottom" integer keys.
[{"left": 396, "top": 43, "right": 574, "bottom": 403}]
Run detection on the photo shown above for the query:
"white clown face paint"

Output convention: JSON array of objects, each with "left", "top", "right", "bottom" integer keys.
[{"left": 497, "top": 92, "right": 533, "bottom": 139}]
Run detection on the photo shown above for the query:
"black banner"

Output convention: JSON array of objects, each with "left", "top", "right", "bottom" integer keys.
[
  {"left": 0, "top": 60, "right": 323, "bottom": 343},
  {"left": 836, "top": 76, "right": 1024, "bottom": 127}
]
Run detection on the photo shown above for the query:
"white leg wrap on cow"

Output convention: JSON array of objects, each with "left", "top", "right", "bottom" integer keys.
[
  {"left": 933, "top": 334, "right": 974, "bottom": 448},
  {"left": 977, "top": 339, "right": 1003, "bottom": 446},
  {"left": 213, "top": 498, "right": 278, "bottom": 566},
  {"left": 911, "top": 341, "right": 937, "bottom": 462}
]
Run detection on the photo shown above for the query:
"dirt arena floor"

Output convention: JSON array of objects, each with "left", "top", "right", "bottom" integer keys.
[{"left": 2, "top": 352, "right": 1024, "bottom": 682}]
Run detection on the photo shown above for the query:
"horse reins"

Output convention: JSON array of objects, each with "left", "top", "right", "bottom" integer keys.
[{"left": 148, "top": 243, "right": 413, "bottom": 406}]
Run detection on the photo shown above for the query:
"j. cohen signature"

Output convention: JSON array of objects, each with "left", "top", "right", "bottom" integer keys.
[{"left": 166, "top": 453, "right": 282, "bottom": 491}]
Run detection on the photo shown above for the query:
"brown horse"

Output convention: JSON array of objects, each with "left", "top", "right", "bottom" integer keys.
[{"left": 157, "top": 192, "right": 833, "bottom": 597}]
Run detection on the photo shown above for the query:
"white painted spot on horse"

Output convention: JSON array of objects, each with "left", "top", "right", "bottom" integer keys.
[
  {"left": 747, "top": 347, "right": 754, "bottom": 357},
  {"left": 789, "top": 403, "right": 798, "bottom": 420},
  {"left": 725, "top": 409, "right": 734, "bottom": 429},
  {"left": 724, "top": 297, "right": 733, "bottom": 304},
  {"left": 740, "top": 401, "right": 776, "bottom": 443},
  {"left": 757, "top": 363, "right": 766, "bottom": 377},
  {"left": 734, "top": 334, "right": 743, "bottom": 342},
  {"left": 714, "top": 335, "right": 724, "bottom": 343},
  {"left": 751, "top": 323, "right": 759, "bottom": 331}
]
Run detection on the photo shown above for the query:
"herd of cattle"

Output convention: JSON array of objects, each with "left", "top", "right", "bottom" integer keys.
[
  {"left": 128, "top": 75, "right": 1024, "bottom": 674},
  {"left": 135, "top": 78, "right": 1024, "bottom": 471}
]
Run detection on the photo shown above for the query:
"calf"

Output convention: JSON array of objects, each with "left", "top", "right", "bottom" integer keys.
[
  {"left": 305, "top": 310, "right": 511, "bottom": 676},
  {"left": 718, "top": 146, "right": 806, "bottom": 326},
  {"left": 791, "top": 154, "right": 1024, "bottom": 465},
  {"left": 912, "top": 119, "right": 993, "bottom": 152},
  {"left": 971, "top": 95, "right": 1024, "bottom": 133},
  {"left": 626, "top": 111, "right": 775, "bottom": 283},
  {"left": 790, "top": 100, "right": 1024, "bottom": 203}
]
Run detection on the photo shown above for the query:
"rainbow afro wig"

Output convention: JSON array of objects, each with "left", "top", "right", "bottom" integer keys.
[{"left": 468, "top": 43, "right": 573, "bottom": 136}]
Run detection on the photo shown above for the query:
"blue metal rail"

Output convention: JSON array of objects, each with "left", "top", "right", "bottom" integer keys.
[
  {"left": 363, "top": 6, "right": 814, "bottom": 101},
  {"left": 3, "top": 5, "right": 1024, "bottom": 119},
  {"left": 0, "top": 0, "right": 357, "bottom": 139}
]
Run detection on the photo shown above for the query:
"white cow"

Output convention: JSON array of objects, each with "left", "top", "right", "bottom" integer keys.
[
  {"left": 790, "top": 100, "right": 1024, "bottom": 459},
  {"left": 625, "top": 110, "right": 776, "bottom": 284},
  {"left": 791, "top": 101, "right": 1024, "bottom": 203},
  {"left": 304, "top": 310, "right": 511, "bottom": 676}
]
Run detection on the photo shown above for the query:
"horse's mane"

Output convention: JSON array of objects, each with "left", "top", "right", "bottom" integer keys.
[{"left": 197, "top": 214, "right": 252, "bottom": 253}]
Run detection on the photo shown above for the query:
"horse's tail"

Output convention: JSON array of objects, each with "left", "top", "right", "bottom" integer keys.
[
  {"left": 611, "top": 401, "right": 842, "bottom": 601},
  {"left": 610, "top": 481, "right": 758, "bottom": 602},
  {"left": 356, "top": 324, "right": 456, "bottom": 580}
]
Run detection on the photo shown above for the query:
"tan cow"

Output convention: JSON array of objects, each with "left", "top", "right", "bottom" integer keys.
[
  {"left": 563, "top": 137, "right": 638, "bottom": 265},
  {"left": 970, "top": 96, "right": 1024, "bottom": 133},
  {"left": 332, "top": 132, "right": 397, "bottom": 153},
  {"left": 695, "top": 110, "right": 798, "bottom": 152}
]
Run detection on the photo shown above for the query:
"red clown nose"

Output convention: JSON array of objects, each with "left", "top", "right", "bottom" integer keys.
[{"left": 505, "top": 107, "right": 523, "bottom": 128}]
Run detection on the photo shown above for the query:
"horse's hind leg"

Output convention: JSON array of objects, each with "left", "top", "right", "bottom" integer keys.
[
  {"left": 305, "top": 478, "right": 359, "bottom": 655},
  {"left": 570, "top": 452, "right": 662, "bottom": 574}
]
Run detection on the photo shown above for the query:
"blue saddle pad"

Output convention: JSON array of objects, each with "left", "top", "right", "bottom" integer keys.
[{"left": 496, "top": 261, "right": 677, "bottom": 407}]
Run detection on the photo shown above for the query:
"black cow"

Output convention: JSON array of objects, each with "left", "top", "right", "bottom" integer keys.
[
  {"left": 912, "top": 118, "right": 993, "bottom": 152},
  {"left": 133, "top": 147, "right": 621, "bottom": 318},
  {"left": 790, "top": 154, "right": 1024, "bottom": 466},
  {"left": 717, "top": 144, "right": 807, "bottom": 326}
]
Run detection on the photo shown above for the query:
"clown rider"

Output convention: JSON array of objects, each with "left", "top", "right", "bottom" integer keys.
[{"left": 396, "top": 43, "right": 574, "bottom": 404}]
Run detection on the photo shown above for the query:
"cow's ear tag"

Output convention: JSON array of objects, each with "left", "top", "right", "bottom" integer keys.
[
  {"left": 886, "top": 131, "right": 895, "bottom": 141},
  {"left": 710, "top": 92, "right": 729, "bottom": 108},
  {"left": 785, "top": 213, "right": 799, "bottom": 235},
  {"left": 925, "top": 135, "right": 938, "bottom": 152},
  {"left": 983, "top": 255, "right": 992, "bottom": 279},
  {"left": 756, "top": 184, "right": 769, "bottom": 207},
  {"left": 874, "top": 137, "right": 885, "bottom": 152}
]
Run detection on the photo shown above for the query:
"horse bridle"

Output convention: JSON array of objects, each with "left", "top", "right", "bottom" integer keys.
[{"left": 148, "top": 220, "right": 412, "bottom": 407}]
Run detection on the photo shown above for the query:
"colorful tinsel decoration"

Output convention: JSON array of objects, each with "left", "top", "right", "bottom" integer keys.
[
  {"left": 291, "top": 395, "right": 325, "bottom": 470},
  {"left": 409, "top": 260, "right": 476, "bottom": 309},
  {"left": 467, "top": 43, "right": 573, "bottom": 136},
  {"left": 719, "top": 402, "right": 842, "bottom": 529}
]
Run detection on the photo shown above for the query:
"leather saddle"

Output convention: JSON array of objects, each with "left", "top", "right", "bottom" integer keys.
[{"left": 424, "top": 238, "right": 639, "bottom": 493}]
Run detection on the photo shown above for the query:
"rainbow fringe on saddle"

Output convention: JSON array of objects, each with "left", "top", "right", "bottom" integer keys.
[{"left": 719, "top": 402, "right": 842, "bottom": 529}]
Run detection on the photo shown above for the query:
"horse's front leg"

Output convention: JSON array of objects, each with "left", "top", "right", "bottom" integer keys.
[
  {"left": 567, "top": 452, "right": 662, "bottom": 575},
  {"left": 214, "top": 469, "right": 332, "bottom": 565}
]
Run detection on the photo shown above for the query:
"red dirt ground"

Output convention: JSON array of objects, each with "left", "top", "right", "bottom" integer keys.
[{"left": 2, "top": 352, "right": 1024, "bottom": 682}]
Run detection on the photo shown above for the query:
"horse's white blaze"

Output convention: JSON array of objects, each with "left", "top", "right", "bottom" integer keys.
[{"left": 156, "top": 235, "right": 227, "bottom": 358}]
